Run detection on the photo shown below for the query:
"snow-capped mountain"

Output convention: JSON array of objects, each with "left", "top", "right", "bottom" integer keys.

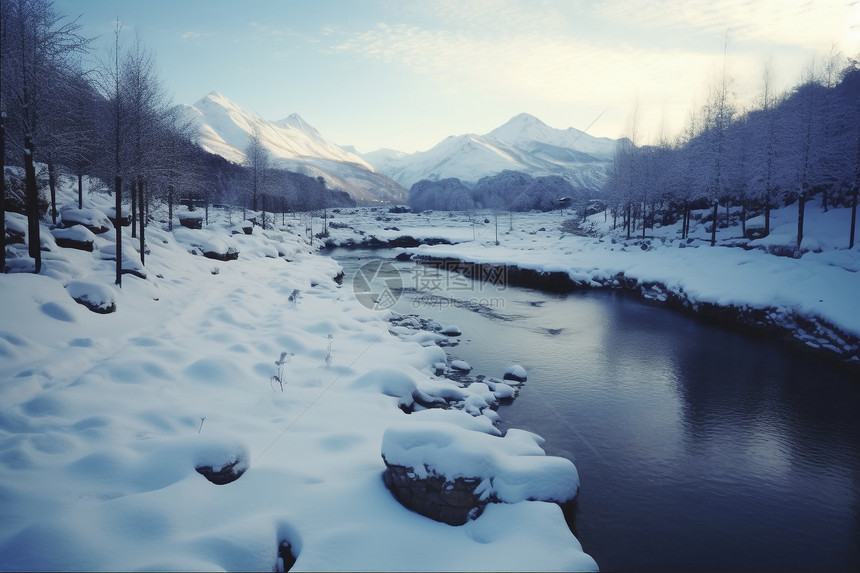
[
  {"left": 362, "top": 113, "right": 618, "bottom": 190},
  {"left": 180, "top": 92, "right": 406, "bottom": 204}
]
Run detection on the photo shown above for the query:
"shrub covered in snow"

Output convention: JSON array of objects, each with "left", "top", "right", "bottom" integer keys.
[{"left": 408, "top": 178, "right": 475, "bottom": 212}]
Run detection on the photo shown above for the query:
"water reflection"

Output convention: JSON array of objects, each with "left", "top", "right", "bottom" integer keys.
[{"left": 332, "top": 250, "right": 860, "bottom": 571}]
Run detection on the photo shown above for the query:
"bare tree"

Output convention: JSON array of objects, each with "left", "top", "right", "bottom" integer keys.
[
  {"left": 1, "top": 0, "right": 88, "bottom": 273},
  {"left": 243, "top": 125, "right": 269, "bottom": 225},
  {"left": 122, "top": 33, "right": 170, "bottom": 264},
  {"left": 90, "top": 21, "right": 127, "bottom": 286}
]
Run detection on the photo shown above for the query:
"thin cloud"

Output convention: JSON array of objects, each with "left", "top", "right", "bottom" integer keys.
[{"left": 597, "top": 0, "right": 858, "bottom": 52}]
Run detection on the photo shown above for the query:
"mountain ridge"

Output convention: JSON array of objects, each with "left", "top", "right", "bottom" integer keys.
[
  {"left": 357, "top": 112, "right": 619, "bottom": 190},
  {"left": 179, "top": 92, "right": 406, "bottom": 204}
]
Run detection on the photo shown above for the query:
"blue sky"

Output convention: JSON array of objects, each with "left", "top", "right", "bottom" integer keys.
[{"left": 55, "top": 0, "right": 858, "bottom": 153}]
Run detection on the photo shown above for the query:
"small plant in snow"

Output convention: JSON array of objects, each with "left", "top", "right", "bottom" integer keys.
[
  {"left": 198, "top": 417, "right": 206, "bottom": 433},
  {"left": 271, "top": 351, "right": 294, "bottom": 392},
  {"left": 325, "top": 334, "right": 333, "bottom": 367}
]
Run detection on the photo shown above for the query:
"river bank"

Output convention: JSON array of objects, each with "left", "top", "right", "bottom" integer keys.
[{"left": 322, "top": 201, "right": 860, "bottom": 367}]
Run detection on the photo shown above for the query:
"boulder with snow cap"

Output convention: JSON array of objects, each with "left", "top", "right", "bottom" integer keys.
[
  {"left": 503, "top": 364, "right": 527, "bottom": 383},
  {"left": 66, "top": 280, "right": 117, "bottom": 314},
  {"left": 59, "top": 207, "right": 112, "bottom": 234},
  {"left": 381, "top": 421, "right": 580, "bottom": 526},
  {"left": 52, "top": 226, "right": 96, "bottom": 252}
]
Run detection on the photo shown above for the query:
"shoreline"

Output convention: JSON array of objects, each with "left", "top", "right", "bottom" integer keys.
[{"left": 408, "top": 253, "right": 860, "bottom": 370}]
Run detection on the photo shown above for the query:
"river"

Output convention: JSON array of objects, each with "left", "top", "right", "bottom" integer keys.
[{"left": 331, "top": 248, "right": 860, "bottom": 571}]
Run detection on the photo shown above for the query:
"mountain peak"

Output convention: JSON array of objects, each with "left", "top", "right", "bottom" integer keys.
[
  {"left": 278, "top": 112, "right": 313, "bottom": 131},
  {"left": 507, "top": 112, "right": 546, "bottom": 126},
  {"left": 197, "top": 91, "right": 237, "bottom": 108}
]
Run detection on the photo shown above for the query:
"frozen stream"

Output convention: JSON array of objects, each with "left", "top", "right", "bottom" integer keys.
[{"left": 331, "top": 248, "right": 860, "bottom": 571}]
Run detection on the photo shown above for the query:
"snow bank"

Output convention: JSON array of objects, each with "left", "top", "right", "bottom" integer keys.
[
  {"left": 382, "top": 421, "right": 580, "bottom": 504},
  {"left": 394, "top": 200, "right": 860, "bottom": 360}
]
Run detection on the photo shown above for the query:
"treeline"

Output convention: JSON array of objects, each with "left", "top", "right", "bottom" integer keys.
[
  {"left": 0, "top": 0, "right": 352, "bottom": 280},
  {"left": 408, "top": 170, "right": 590, "bottom": 212},
  {"left": 604, "top": 56, "right": 860, "bottom": 251}
]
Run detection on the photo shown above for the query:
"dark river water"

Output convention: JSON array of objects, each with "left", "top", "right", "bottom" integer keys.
[{"left": 332, "top": 248, "right": 860, "bottom": 571}]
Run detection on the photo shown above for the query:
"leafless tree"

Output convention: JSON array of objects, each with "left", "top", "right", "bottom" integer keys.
[{"left": 1, "top": 0, "right": 88, "bottom": 273}]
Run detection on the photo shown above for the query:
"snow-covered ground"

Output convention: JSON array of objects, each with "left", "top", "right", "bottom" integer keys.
[
  {"left": 326, "top": 201, "right": 860, "bottom": 362},
  {"left": 0, "top": 180, "right": 597, "bottom": 571}
]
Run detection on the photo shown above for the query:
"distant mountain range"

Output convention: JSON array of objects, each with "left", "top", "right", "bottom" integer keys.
[
  {"left": 363, "top": 113, "right": 618, "bottom": 189},
  {"left": 179, "top": 92, "right": 406, "bottom": 204},
  {"left": 180, "top": 93, "right": 618, "bottom": 204}
]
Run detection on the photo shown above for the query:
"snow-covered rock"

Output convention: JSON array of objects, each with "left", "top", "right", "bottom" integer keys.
[
  {"left": 51, "top": 226, "right": 96, "bottom": 252},
  {"left": 503, "top": 364, "right": 528, "bottom": 382},
  {"left": 59, "top": 207, "right": 112, "bottom": 234},
  {"left": 65, "top": 279, "right": 117, "bottom": 314},
  {"left": 381, "top": 421, "right": 582, "bottom": 525}
]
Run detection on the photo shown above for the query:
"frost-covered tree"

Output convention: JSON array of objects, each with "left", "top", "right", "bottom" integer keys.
[
  {"left": 90, "top": 21, "right": 127, "bottom": 285},
  {"left": 1, "top": 0, "right": 88, "bottom": 273},
  {"left": 408, "top": 178, "right": 474, "bottom": 212},
  {"left": 472, "top": 170, "right": 532, "bottom": 211},
  {"left": 121, "top": 34, "right": 172, "bottom": 263},
  {"left": 243, "top": 126, "right": 269, "bottom": 223},
  {"left": 839, "top": 60, "right": 860, "bottom": 248}
]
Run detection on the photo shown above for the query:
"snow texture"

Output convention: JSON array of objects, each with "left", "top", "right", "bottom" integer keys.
[{"left": 0, "top": 173, "right": 596, "bottom": 572}]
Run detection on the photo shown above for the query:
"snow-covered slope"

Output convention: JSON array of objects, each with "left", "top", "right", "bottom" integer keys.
[
  {"left": 0, "top": 175, "right": 597, "bottom": 571},
  {"left": 363, "top": 113, "right": 619, "bottom": 189},
  {"left": 180, "top": 92, "right": 406, "bottom": 204}
]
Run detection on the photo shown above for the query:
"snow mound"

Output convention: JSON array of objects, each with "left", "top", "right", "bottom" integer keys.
[
  {"left": 381, "top": 421, "right": 580, "bottom": 504},
  {"left": 59, "top": 207, "right": 112, "bottom": 234},
  {"left": 65, "top": 280, "right": 117, "bottom": 314}
]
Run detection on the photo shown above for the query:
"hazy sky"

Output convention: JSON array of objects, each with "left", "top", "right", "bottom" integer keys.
[{"left": 55, "top": 0, "right": 858, "bottom": 153}]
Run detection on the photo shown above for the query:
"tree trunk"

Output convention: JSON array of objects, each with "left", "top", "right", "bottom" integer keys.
[
  {"left": 796, "top": 190, "right": 807, "bottom": 255},
  {"left": 262, "top": 194, "right": 267, "bottom": 230},
  {"left": 764, "top": 195, "right": 771, "bottom": 235},
  {"left": 741, "top": 202, "right": 747, "bottom": 237},
  {"left": 680, "top": 205, "right": 686, "bottom": 239},
  {"left": 849, "top": 186, "right": 857, "bottom": 249},
  {"left": 686, "top": 207, "right": 691, "bottom": 239},
  {"left": 167, "top": 184, "right": 174, "bottom": 231},
  {"left": 24, "top": 135, "right": 41, "bottom": 273},
  {"left": 138, "top": 179, "right": 145, "bottom": 265},
  {"left": 115, "top": 175, "right": 122, "bottom": 287},
  {"left": 710, "top": 201, "right": 718, "bottom": 246},
  {"left": 625, "top": 203, "right": 631, "bottom": 240},
  {"left": 77, "top": 170, "right": 84, "bottom": 209},
  {"left": 47, "top": 160, "right": 58, "bottom": 225},
  {"left": 131, "top": 181, "right": 137, "bottom": 238}
]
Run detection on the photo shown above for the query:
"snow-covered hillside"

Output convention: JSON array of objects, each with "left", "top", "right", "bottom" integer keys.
[
  {"left": 362, "top": 113, "right": 618, "bottom": 190},
  {"left": 180, "top": 92, "right": 407, "bottom": 205},
  {"left": 0, "top": 176, "right": 596, "bottom": 571}
]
